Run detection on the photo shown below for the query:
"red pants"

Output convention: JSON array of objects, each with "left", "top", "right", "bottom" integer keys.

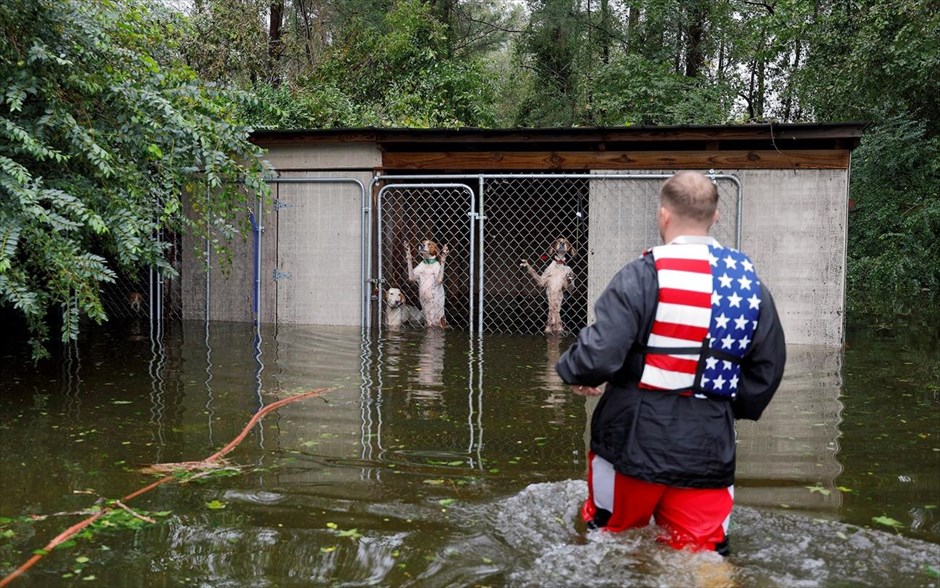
[{"left": 583, "top": 452, "right": 733, "bottom": 552}]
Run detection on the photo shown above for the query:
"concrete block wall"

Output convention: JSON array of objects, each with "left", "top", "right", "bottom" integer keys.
[
  {"left": 736, "top": 170, "right": 847, "bottom": 346},
  {"left": 181, "top": 143, "right": 380, "bottom": 325},
  {"left": 587, "top": 169, "right": 849, "bottom": 346}
]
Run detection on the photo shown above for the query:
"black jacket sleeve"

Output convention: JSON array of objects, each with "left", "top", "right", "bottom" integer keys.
[
  {"left": 556, "top": 258, "right": 653, "bottom": 387},
  {"left": 732, "top": 282, "right": 787, "bottom": 420}
]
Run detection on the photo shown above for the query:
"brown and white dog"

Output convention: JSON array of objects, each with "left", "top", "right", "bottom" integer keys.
[
  {"left": 405, "top": 239, "right": 449, "bottom": 328},
  {"left": 521, "top": 237, "right": 576, "bottom": 335},
  {"left": 128, "top": 292, "right": 144, "bottom": 316},
  {"left": 385, "top": 287, "right": 425, "bottom": 329}
]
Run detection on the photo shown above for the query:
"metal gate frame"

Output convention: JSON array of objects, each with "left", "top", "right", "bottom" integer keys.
[
  {"left": 262, "top": 177, "right": 369, "bottom": 331},
  {"left": 375, "top": 183, "right": 477, "bottom": 335},
  {"left": 370, "top": 172, "right": 743, "bottom": 334}
]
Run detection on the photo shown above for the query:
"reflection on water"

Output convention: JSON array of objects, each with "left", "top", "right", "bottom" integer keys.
[
  {"left": 0, "top": 320, "right": 938, "bottom": 587},
  {"left": 736, "top": 345, "right": 845, "bottom": 514}
]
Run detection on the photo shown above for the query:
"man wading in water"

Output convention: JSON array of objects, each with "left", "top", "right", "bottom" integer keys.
[{"left": 556, "top": 171, "right": 786, "bottom": 555}]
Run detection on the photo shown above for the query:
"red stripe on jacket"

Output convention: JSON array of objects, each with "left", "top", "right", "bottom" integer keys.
[
  {"left": 644, "top": 353, "right": 699, "bottom": 375},
  {"left": 650, "top": 320, "right": 709, "bottom": 343},
  {"left": 654, "top": 257, "right": 713, "bottom": 274},
  {"left": 658, "top": 287, "right": 712, "bottom": 308}
]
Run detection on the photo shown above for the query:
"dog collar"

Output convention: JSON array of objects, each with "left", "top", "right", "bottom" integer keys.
[{"left": 422, "top": 257, "right": 438, "bottom": 264}]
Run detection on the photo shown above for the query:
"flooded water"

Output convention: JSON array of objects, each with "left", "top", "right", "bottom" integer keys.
[{"left": 0, "top": 318, "right": 938, "bottom": 587}]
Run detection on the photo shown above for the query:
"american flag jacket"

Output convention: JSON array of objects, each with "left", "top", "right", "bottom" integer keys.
[
  {"left": 556, "top": 236, "right": 786, "bottom": 488},
  {"left": 638, "top": 243, "right": 761, "bottom": 399}
]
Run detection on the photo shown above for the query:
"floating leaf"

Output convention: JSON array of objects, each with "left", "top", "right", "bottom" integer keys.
[
  {"left": 111, "top": 400, "right": 132, "bottom": 405},
  {"left": 326, "top": 522, "right": 338, "bottom": 529},
  {"left": 872, "top": 515, "right": 904, "bottom": 528},
  {"left": 75, "top": 556, "right": 90, "bottom": 564},
  {"left": 320, "top": 546, "right": 336, "bottom": 553},
  {"left": 338, "top": 528, "right": 362, "bottom": 539},
  {"left": 205, "top": 500, "right": 226, "bottom": 510},
  {"left": 837, "top": 486, "right": 854, "bottom": 493},
  {"left": 423, "top": 479, "right": 445, "bottom": 485},
  {"left": 438, "top": 498, "right": 456, "bottom": 507},
  {"left": 806, "top": 484, "right": 831, "bottom": 496}
]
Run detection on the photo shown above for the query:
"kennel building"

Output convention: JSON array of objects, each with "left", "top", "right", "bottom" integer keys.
[{"left": 179, "top": 123, "right": 864, "bottom": 346}]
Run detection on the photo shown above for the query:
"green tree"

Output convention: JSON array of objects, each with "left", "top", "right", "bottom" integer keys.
[
  {"left": 843, "top": 118, "right": 940, "bottom": 312},
  {"left": 242, "top": 0, "right": 498, "bottom": 128},
  {"left": 0, "top": 0, "right": 268, "bottom": 358},
  {"left": 797, "top": 1, "right": 940, "bottom": 312}
]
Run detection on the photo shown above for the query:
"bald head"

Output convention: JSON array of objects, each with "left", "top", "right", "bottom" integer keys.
[
  {"left": 660, "top": 171, "right": 719, "bottom": 224},
  {"left": 657, "top": 171, "right": 719, "bottom": 243}
]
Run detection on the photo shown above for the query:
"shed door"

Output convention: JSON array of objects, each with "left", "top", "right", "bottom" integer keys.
[{"left": 275, "top": 177, "right": 365, "bottom": 326}]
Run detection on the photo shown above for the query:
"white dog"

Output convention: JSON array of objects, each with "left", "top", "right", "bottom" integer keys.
[
  {"left": 521, "top": 237, "right": 576, "bottom": 335},
  {"left": 405, "top": 239, "right": 449, "bottom": 328},
  {"left": 385, "top": 287, "right": 424, "bottom": 329}
]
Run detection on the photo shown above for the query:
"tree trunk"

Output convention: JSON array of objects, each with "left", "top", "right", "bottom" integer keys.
[
  {"left": 756, "top": 35, "right": 766, "bottom": 119},
  {"left": 268, "top": 1, "right": 284, "bottom": 85},
  {"left": 783, "top": 38, "right": 802, "bottom": 121},
  {"left": 684, "top": 3, "right": 706, "bottom": 78},
  {"left": 717, "top": 38, "right": 725, "bottom": 79},
  {"left": 432, "top": 0, "right": 456, "bottom": 57},
  {"left": 674, "top": 22, "right": 682, "bottom": 74},
  {"left": 626, "top": 3, "right": 639, "bottom": 52}
]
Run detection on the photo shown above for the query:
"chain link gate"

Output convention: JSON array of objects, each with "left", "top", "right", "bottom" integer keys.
[
  {"left": 482, "top": 176, "right": 590, "bottom": 335},
  {"left": 377, "top": 184, "right": 476, "bottom": 332},
  {"left": 373, "top": 173, "right": 741, "bottom": 336}
]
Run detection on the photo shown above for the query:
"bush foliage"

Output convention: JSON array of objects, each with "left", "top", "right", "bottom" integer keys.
[{"left": 0, "top": 0, "right": 268, "bottom": 357}]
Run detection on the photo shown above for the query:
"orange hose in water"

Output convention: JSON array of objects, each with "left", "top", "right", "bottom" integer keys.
[{"left": 0, "top": 388, "right": 329, "bottom": 587}]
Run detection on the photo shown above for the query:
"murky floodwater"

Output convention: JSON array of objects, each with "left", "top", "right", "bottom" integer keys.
[{"left": 1, "top": 317, "right": 938, "bottom": 587}]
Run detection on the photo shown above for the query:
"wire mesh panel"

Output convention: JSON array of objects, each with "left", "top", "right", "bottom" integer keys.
[
  {"left": 150, "top": 231, "right": 183, "bottom": 321},
  {"left": 100, "top": 265, "right": 149, "bottom": 322},
  {"left": 481, "top": 174, "right": 740, "bottom": 335},
  {"left": 373, "top": 173, "right": 742, "bottom": 335},
  {"left": 378, "top": 185, "right": 475, "bottom": 331},
  {"left": 100, "top": 228, "right": 183, "bottom": 324},
  {"left": 481, "top": 177, "right": 589, "bottom": 335}
]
